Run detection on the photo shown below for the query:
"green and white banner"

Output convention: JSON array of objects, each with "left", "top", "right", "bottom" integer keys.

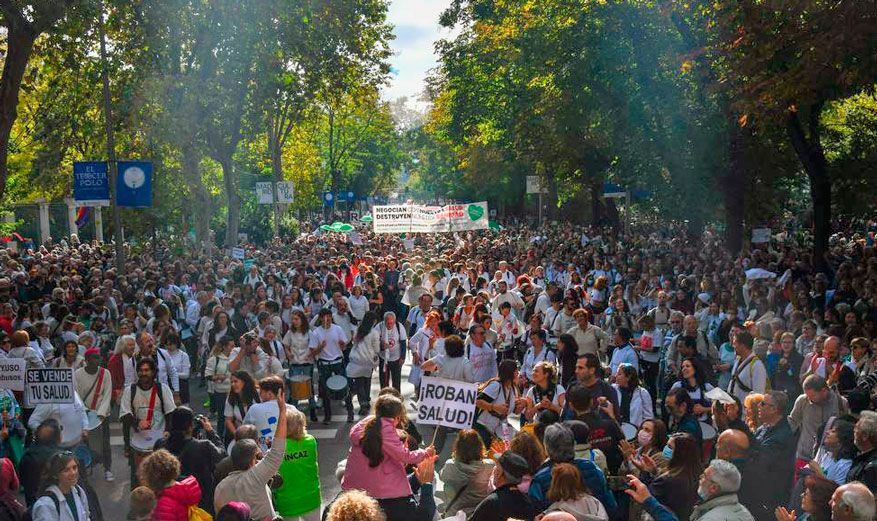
[{"left": 372, "top": 201, "right": 489, "bottom": 234}]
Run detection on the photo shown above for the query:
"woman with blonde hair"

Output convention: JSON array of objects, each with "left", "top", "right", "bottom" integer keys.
[
  {"left": 744, "top": 393, "right": 765, "bottom": 431},
  {"left": 544, "top": 463, "right": 608, "bottom": 521},
  {"left": 524, "top": 361, "right": 565, "bottom": 422},
  {"left": 326, "top": 490, "right": 385, "bottom": 521},
  {"left": 108, "top": 334, "right": 137, "bottom": 403},
  {"left": 275, "top": 407, "right": 321, "bottom": 521}
]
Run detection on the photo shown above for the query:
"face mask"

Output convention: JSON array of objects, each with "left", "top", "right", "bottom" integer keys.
[
  {"left": 662, "top": 445, "right": 674, "bottom": 460},
  {"left": 637, "top": 430, "right": 652, "bottom": 447},
  {"left": 697, "top": 485, "right": 709, "bottom": 501}
]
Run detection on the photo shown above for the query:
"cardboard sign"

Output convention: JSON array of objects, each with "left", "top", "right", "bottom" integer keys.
[
  {"left": 0, "top": 359, "right": 25, "bottom": 391},
  {"left": 25, "top": 368, "right": 75, "bottom": 405},
  {"left": 417, "top": 376, "right": 478, "bottom": 430},
  {"left": 255, "top": 182, "right": 274, "bottom": 204},
  {"left": 751, "top": 228, "right": 771, "bottom": 243},
  {"left": 231, "top": 247, "right": 245, "bottom": 260}
]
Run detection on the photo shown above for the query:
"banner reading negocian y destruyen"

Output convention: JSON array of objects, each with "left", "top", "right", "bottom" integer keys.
[
  {"left": 372, "top": 202, "right": 489, "bottom": 234},
  {"left": 416, "top": 376, "right": 478, "bottom": 430}
]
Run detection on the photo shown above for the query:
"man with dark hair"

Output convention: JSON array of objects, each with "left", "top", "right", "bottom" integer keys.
[
  {"left": 790, "top": 375, "right": 848, "bottom": 472},
  {"left": 665, "top": 387, "right": 703, "bottom": 443},
  {"left": 564, "top": 354, "right": 618, "bottom": 417},
  {"left": 243, "top": 375, "right": 288, "bottom": 449},
  {"left": 564, "top": 384, "right": 625, "bottom": 474},
  {"left": 215, "top": 389, "right": 287, "bottom": 519},
  {"left": 119, "top": 357, "right": 177, "bottom": 488},
  {"left": 728, "top": 330, "right": 767, "bottom": 402}
]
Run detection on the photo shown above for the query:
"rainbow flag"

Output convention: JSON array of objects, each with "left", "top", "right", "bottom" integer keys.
[{"left": 75, "top": 206, "right": 91, "bottom": 227}]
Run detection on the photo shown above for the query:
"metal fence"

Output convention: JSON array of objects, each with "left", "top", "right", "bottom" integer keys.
[{"left": 12, "top": 203, "right": 98, "bottom": 243}]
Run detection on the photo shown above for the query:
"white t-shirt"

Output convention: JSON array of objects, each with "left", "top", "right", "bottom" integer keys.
[
  {"left": 308, "top": 324, "right": 349, "bottom": 361},
  {"left": 467, "top": 341, "right": 498, "bottom": 383},
  {"left": 477, "top": 380, "right": 518, "bottom": 437},
  {"left": 119, "top": 383, "right": 177, "bottom": 451},
  {"left": 243, "top": 401, "right": 288, "bottom": 451}
]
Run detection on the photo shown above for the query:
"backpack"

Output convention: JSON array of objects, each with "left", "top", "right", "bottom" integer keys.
[{"left": 23, "top": 485, "right": 87, "bottom": 521}]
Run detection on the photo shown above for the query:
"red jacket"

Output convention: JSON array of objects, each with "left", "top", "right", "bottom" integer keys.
[
  {"left": 108, "top": 353, "right": 126, "bottom": 396},
  {"left": 153, "top": 475, "right": 201, "bottom": 521}
]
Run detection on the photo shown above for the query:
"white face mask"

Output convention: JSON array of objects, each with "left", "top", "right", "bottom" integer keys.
[{"left": 697, "top": 485, "right": 710, "bottom": 501}]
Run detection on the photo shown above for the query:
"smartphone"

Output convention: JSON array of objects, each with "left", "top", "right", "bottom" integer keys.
[{"left": 607, "top": 476, "right": 633, "bottom": 491}]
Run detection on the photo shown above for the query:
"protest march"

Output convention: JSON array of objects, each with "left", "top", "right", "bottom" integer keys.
[{"left": 0, "top": 214, "right": 876, "bottom": 521}]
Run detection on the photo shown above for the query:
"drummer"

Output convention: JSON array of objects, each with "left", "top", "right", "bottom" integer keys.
[
  {"left": 74, "top": 348, "right": 114, "bottom": 481},
  {"left": 282, "top": 310, "right": 317, "bottom": 422},
  {"left": 119, "top": 358, "right": 177, "bottom": 489},
  {"left": 309, "top": 308, "right": 354, "bottom": 424}
]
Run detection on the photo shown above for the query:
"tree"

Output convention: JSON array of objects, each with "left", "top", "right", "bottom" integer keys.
[
  {"left": 708, "top": 0, "right": 877, "bottom": 268},
  {"left": 0, "top": 0, "right": 79, "bottom": 202}
]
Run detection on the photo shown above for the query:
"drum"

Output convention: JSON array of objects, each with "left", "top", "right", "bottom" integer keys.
[
  {"left": 289, "top": 376, "right": 312, "bottom": 401},
  {"left": 699, "top": 421, "right": 718, "bottom": 440},
  {"left": 326, "top": 375, "right": 349, "bottom": 400},
  {"left": 621, "top": 422, "right": 638, "bottom": 441},
  {"left": 86, "top": 410, "right": 103, "bottom": 431}
]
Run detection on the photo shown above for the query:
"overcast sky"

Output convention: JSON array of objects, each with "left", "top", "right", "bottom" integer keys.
[{"left": 383, "top": 1, "right": 455, "bottom": 105}]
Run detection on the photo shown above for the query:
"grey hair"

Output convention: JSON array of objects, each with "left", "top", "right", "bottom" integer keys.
[
  {"left": 114, "top": 334, "right": 137, "bottom": 354},
  {"left": 839, "top": 482, "right": 877, "bottom": 521},
  {"left": 766, "top": 390, "right": 788, "bottom": 414},
  {"left": 383, "top": 311, "right": 396, "bottom": 322},
  {"left": 707, "top": 459, "right": 741, "bottom": 494},
  {"left": 857, "top": 411, "right": 877, "bottom": 446},
  {"left": 543, "top": 424, "right": 575, "bottom": 463},
  {"left": 669, "top": 310, "right": 685, "bottom": 321}
]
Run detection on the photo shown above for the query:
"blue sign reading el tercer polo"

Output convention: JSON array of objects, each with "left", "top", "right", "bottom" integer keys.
[
  {"left": 73, "top": 161, "right": 110, "bottom": 206},
  {"left": 117, "top": 161, "right": 153, "bottom": 207}
]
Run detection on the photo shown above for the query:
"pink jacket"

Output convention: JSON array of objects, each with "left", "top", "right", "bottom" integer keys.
[
  {"left": 153, "top": 476, "right": 201, "bottom": 521},
  {"left": 341, "top": 417, "right": 428, "bottom": 499}
]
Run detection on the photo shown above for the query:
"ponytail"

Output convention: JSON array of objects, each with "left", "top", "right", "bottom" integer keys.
[{"left": 361, "top": 395, "right": 404, "bottom": 467}]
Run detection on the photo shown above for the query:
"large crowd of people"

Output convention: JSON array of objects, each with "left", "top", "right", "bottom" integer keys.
[{"left": 0, "top": 217, "right": 876, "bottom": 521}]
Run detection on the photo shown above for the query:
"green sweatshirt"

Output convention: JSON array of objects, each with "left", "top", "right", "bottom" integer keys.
[{"left": 274, "top": 434, "right": 321, "bottom": 516}]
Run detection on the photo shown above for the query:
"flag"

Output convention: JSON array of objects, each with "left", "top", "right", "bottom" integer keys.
[{"left": 75, "top": 207, "right": 91, "bottom": 227}]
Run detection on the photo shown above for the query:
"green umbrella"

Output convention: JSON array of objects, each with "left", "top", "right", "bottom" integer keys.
[
  {"left": 319, "top": 224, "right": 332, "bottom": 232},
  {"left": 488, "top": 220, "right": 503, "bottom": 231},
  {"left": 331, "top": 222, "right": 355, "bottom": 232},
  {"left": 360, "top": 214, "right": 373, "bottom": 222}
]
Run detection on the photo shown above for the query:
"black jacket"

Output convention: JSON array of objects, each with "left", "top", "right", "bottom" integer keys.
[
  {"left": 847, "top": 448, "right": 877, "bottom": 491},
  {"left": 155, "top": 430, "right": 225, "bottom": 514},
  {"left": 750, "top": 418, "right": 797, "bottom": 518},
  {"left": 470, "top": 484, "right": 538, "bottom": 521}
]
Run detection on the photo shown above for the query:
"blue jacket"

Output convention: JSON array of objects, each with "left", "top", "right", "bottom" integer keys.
[
  {"left": 643, "top": 496, "right": 680, "bottom": 521},
  {"left": 528, "top": 458, "right": 617, "bottom": 515}
]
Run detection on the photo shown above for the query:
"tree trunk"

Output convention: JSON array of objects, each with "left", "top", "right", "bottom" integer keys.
[
  {"left": 787, "top": 104, "right": 831, "bottom": 273},
  {"left": 269, "top": 130, "right": 282, "bottom": 238},
  {"left": 724, "top": 119, "right": 746, "bottom": 252},
  {"left": 182, "top": 147, "right": 211, "bottom": 249},
  {"left": 0, "top": 26, "right": 36, "bottom": 201},
  {"left": 220, "top": 156, "right": 240, "bottom": 248}
]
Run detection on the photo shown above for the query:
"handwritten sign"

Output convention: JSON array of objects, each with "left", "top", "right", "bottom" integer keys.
[{"left": 417, "top": 376, "right": 478, "bottom": 430}]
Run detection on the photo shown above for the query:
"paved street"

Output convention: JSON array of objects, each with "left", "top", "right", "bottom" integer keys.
[{"left": 84, "top": 364, "right": 457, "bottom": 519}]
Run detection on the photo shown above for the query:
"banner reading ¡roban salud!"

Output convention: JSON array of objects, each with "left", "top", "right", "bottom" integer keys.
[{"left": 372, "top": 201, "right": 489, "bottom": 234}]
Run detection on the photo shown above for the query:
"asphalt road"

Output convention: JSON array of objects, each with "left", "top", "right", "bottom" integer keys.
[{"left": 84, "top": 364, "right": 457, "bottom": 519}]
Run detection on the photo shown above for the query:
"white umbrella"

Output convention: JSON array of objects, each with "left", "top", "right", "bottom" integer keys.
[{"left": 745, "top": 268, "right": 776, "bottom": 281}]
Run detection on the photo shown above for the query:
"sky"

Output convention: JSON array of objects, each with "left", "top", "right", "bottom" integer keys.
[{"left": 383, "top": 1, "right": 455, "bottom": 107}]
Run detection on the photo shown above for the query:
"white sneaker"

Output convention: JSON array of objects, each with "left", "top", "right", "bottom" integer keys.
[{"left": 104, "top": 470, "right": 115, "bottom": 482}]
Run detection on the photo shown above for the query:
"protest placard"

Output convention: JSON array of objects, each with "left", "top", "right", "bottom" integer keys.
[
  {"left": 231, "top": 247, "right": 245, "bottom": 260},
  {"left": 373, "top": 202, "right": 489, "bottom": 234},
  {"left": 0, "top": 359, "right": 25, "bottom": 391},
  {"left": 25, "top": 368, "right": 75, "bottom": 405},
  {"left": 416, "top": 376, "right": 478, "bottom": 430}
]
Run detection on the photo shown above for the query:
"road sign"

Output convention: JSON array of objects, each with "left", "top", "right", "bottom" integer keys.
[
  {"left": 526, "top": 175, "right": 548, "bottom": 194},
  {"left": 73, "top": 162, "right": 110, "bottom": 206},
  {"left": 323, "top": 191, "right": 334, "bottom": 205}
]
